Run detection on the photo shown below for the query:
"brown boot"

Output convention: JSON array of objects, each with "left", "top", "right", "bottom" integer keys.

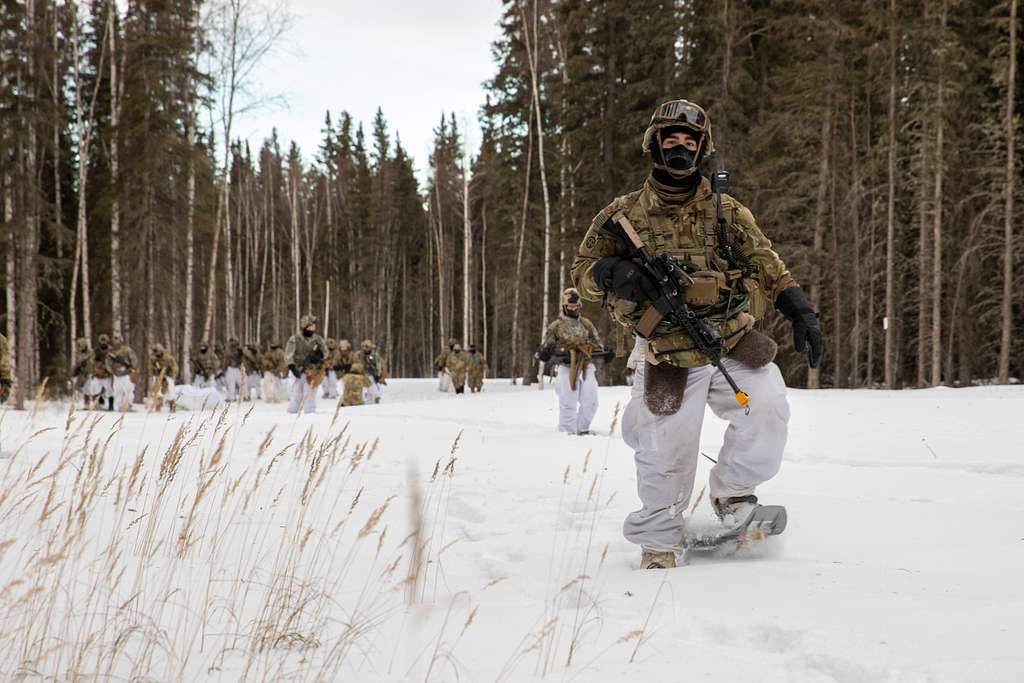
[{"left": 640, "top": 549, "right": 676, "bottom": 570}]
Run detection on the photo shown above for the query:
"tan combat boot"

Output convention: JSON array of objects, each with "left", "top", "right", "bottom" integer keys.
[{"left": 640, "top": 548, "right": 676, "bottom": 570}]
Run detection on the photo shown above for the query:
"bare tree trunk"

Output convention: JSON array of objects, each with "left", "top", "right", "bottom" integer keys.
[
  {"left": 183, "top": 99, "right": 196, "bottom": 377},
  {"left": 510, "top": 105, "right": 534, "bottom": 384},
  {"left": 884, "top": 0, "right": 898, "bottom": 388},
  {"left": 462, "top": 155, "right": 471, "bottom": 345},
  {"left": 997, "top": 0, "right": 1018, "bottom": 383},
  {"left": 432, "top": 181, "right": 446, "bottom": 346},
  {"left": 850, "top": 94, "right": 862, "bottom": 386},
  {"left": 481, "top": 200, "right": 489, "bottom": 365},
  {"left": 931, "top": 0, "right": 948, "bottom": 386},
  {"left": 807, "top": 91, "right": 831, "bottom": 389},
  {"left": 108, "top": 1, "right": 123, "bottom": 335},
  {"left": 916, "top": 117, "right": 930, "bottom": 387},
  {"left": 16, "top": 0, "right": 39, "bottom": 409}
]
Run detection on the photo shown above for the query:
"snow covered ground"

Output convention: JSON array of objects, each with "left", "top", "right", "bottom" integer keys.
[{"left": 0, "top": 379, "right": 1021, "bottom": 681}]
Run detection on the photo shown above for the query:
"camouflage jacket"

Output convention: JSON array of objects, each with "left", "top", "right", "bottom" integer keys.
[
  {"left": 72, "top": 348, "right": 93, "bottom": 378},
  {"left": 92, "top": 347, "right": 112, "bottom": 378},
  {"left": 571, "top": 176, "right": 796, "bottom": 368},
  {"left": 468, "top": 352, "right": 487, "bottom": 376},
  {"left": 106, "top": 345, "right": 137, "bottom": 377},
  {"left": 358, "top": 350, "right": 381, "bottom": 380},
  {"left": 285, "top": 333, "right": 327, "bottom": 369},
  {"left": 150, "top": 354, "right": 179, "bottom": 381},
  {"left": 341, "top": 371, "right": 371, "bottom": 406},
  {"left": 223, "top": 342, "right": 244, "bottom": 368},
  {"left": 262, "top": 348, "right": 287, "bottom": 375},
  {"left": 445, "top": 351, "right": 469, "bottom": 376},
  {"left": 434, "top": 347, "right": 453, "bottom": 372},
  {"left": 0, "top": 334, "right": 10, "bottom": 384},
  {"left": 242, "top": 346, "right": 262, "bottom": 373},
  {"left": 542, "top": 313, "right": 603, "bottom": 355},
  {"left": 193, "top": 348, "right": 221, "bottom": 378}
]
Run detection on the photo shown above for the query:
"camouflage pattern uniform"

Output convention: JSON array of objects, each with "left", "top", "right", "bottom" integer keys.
[
  {"left": 358, "top": 340, "right": 384, "bottom": 404},
  {"left": 0, "top": 334, "right": 11, "bottom": 404},
  {"left": 222, "top": 338, "right": 244, "bottom": 401},
  {"left": 341, "top": 361, "right": 372, "bottom": 407},
  {"left": 107, "top": 334, "right": 137, "bottom": 411},
  {"left": 571, "top": 99, "right": 805, "bottom": 560},
  {"left": 71, "top": 338, "right": 94, "bottom": 400},
  {"left": 539, "top": 288, "right": 603, "bottom": 434},
  {"left": 92, "top": 334, "right": 114, "bottom": 406},
  {"left": 284, "top": 314, "right": 328, "bottom": 414},
  {"left": 434, "top": 337, "right": 457, "bottom": 392},
  {"left": 192, "top": 342, "right": 221, "bottom": 390},
  {"left": 242, "top": 343, "right": 263, "bottom": 400},
  {"left": 467, "top": 346, "right": 487, "bottom": 393},
  {"left": 261, "top": 341, "right": 287, "bottom": 403},
  {"left": 149, "top": 344, "right": 179, "bottom": 411},
  {"left": 445, "top": 345, "right": 469, "bottom": 394},
  {"left": 322, "top": 338, "right": 340, "bottom": 399}
]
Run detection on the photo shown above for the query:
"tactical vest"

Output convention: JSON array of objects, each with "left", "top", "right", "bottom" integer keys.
[{"left": 606, "top": 186, "right": 769, "bottom": 367}]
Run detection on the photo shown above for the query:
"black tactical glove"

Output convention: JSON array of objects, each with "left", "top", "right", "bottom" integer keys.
[
  {"left": 288, "top": 364, "right": 303, "bottom": 378},
  {"left": 591, "top": 256, "right": 661, "bottom": 303},
  {"left": 775, "top": 287, "right": 823, "bottom": 369},
  {"left": 535, "top": 348, "right": 552, "bottom": 363}
]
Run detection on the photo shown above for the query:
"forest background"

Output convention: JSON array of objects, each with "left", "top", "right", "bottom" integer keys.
[{"left": 0, "top": 0, "right": 1020, "bottom": 409}]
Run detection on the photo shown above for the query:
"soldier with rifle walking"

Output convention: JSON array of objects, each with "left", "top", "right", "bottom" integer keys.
[
  {"left": 285, "top": 314, "right": 327, "bottom": 414},
  {"left": 536, "top": 287, "right": 606, "bottom": 435},
  {"left": 107, "top": 334, "right": 137, "bottom": 412},
  {"left": 572, "top": 99, "right": 822, "bottom": 569}
]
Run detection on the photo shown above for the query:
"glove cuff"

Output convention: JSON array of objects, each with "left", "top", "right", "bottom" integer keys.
[{"left": 774, "top": 286, "right": 815, "bottom": 320}]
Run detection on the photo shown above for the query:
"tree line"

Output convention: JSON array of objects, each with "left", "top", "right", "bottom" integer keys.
[{"left": 1, "top": 0, "right": 1020, "bottom": 409}]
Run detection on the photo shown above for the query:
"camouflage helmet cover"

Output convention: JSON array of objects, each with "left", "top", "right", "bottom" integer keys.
[
  {"left": 561, "top": 287, "right": 582, "bottom": 308},
  {"left": 453, "top": 343, "right": 462, "bottom": 352},
  {"left": 111, "top": 333, "right": 123, "bottom": 347},
  {"left": 361, "top": 339, "right": 374, "bottom": 351},
  {"left": 326, "top": 337, "right": 338, "bottom": 349},
  {"left": 339, "top": 338, "right": 351, "bottom": 350},
  {"left": 641, "top": 99, "right": 714, "bottom": 156},
  {"left": 351, "top": 361, "right": 365, "bottom": 374},
  {"left": 299, "top": 313, "right": 319, "bottom": 329},
  {"left": 98, "top": 333, "right": 111, "bottom": 345},
  {"left": 76, "top": 337, "right": 90, "bottom": 349}
]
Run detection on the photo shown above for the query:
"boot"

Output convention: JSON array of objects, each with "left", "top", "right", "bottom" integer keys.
[
  {"left": 640, "top": 548, "right": 676, "bottom": 570},
  {"left": 108, "top": 396, "right": 114, "bottom": 411},
  {"left": 712, "top": 495, "right": 759, "bottom": 530},
  {"left": 169, "top": 400, "right": 177, "bottom": 413}
]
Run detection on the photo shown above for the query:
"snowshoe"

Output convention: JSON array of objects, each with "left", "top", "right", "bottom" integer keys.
[{"left": 684, "top": 499, "right": 787, "bottom": 551}]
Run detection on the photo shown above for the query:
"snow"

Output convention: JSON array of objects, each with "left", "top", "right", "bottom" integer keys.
[{"left": 0, "top": 379, "right": 1022, "bottom": 681}]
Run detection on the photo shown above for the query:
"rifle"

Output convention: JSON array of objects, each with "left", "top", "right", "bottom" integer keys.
[
  {"left": 304, "top": 347, "right": 325, "bottom": 369},
  {"left": 598, "top": 203, "right": 750, "bottom": 411}
]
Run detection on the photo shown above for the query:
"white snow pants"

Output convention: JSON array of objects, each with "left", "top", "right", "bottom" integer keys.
[
  {"left": 364, "top": 381, "right": 384, "bottom": 404},
  {"left": 288, "top": 375, "right": 316, "bottom": 414},
  {"left": 621, "top": 343, "right": 790, "bottom": 552},
  {"left": 261, "top": 374, "right": 285, "bottom": 403},
  {"left": 113, "top": 375, "right": 135, "bottom": 410},
  {"left": 88, "top": 378, "right": 112, "bottom": 403},
  {"left": 245, "top": 372, "right": 262, "bottom": 400},
  {"left": 555, "top": 364, "right": 599, "bottom": 434},
  {"left": 437, "top": 372, "right": 452, "bottom": 393},
  {"left": 322, "top": 371, "right": 339, "bottom": 398},
  {"left": 224, "top": 367, "right": 242, "bottom": 401},
  {"left": 193, "top": 374, "right": 217, "bottom": 390}
]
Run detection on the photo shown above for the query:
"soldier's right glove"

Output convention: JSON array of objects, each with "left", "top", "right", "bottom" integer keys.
[
  {"left": 775, "top": 286, "right": 823, "bottom": 369},
  {"left": 535, "top": 348, "right": 552, "bottom": 363},
  {"left": 592, "top": 256, "right": 661, "bottom": 303},
  {"left": 288, "top": 364, "right": 303, "bottom": 378}
]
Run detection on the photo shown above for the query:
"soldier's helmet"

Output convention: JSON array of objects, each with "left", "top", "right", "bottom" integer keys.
[
  {"left": 299, "top": 313, "right": 319, "bottom": 329},
  {"left": 152, "top": 344, "right": 165, "bottom": 356},
  {"left": 199, "top": 339, "right": 209, "bottom": 349},
  {"left": 76, "top": 337, "right": 89, "bottom": 350},
  {"left": 469, "top": 344, "right": 477, "bottom": 353},
  {"left": 111, "top": 333, "right": 123, "bottom": 347},
  {"left": 561, "top": 287, "right": 582, "bottom": 308},
  {"left": 228, "top": 337, "right": 239, "bottom": 346},
  {"left": 453, "top": 343, "right": 462, "bottom": 352},
  {"left": 351, "top": 361, "right": 365, "bottom": 374},
  {"left": 361, "top": 339, "right": 374, "bottom": 351},
  {"left": 447, "top": 337, "right": 457, "bottom": 348},
  {"left": 642, "top": 99, "right": 714, "bottom": 177},
  {"left": 269, "top": 340, "right": 280, "bottom": 349},
  {"left": 339, "top": 339, "right": 351, "bottom": 350},
  {"left": 98, "top": 333, "right": 111, "bottom": 346},
  {"left": 326, "top": 337, "right": 338, "bottom": 350}
]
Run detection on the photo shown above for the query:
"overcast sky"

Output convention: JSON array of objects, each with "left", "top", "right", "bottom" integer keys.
[{"left": 236, "top": 0, "right": 504, "bottom": 182}]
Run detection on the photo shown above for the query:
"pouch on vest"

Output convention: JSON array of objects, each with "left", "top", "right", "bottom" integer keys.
[{"left": 685, "top": 274, "right": 719, "bottom": 307}]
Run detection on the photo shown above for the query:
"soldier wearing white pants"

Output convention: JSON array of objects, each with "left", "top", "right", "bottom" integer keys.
[
  {"left": 555, "top": 363, "right": 599, "bottom": 434},
  {"left": 284, "top": 314, "right": 328, "bottom": 415},
  {"left": 223, "top": 366, "right": 242, "bottom": 401},
  {"left": 571, "top": 98, "right": 823, "bottom": 569},
  {"left": 537, "top": 288, "right": 604, "bottom": 435},
  {"left": 288, "top": 374, "right": 317, "bottom": 414},
  {"left": 621, "top": 343, "right": 790, "bottom": 552}
]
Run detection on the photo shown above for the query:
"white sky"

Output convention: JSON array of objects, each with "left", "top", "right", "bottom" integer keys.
[{"left": 236, "top": 0, "right": 504, "bottom": 183}]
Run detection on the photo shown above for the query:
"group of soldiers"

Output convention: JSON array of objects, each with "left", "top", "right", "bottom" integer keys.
[
  {"left": 64, "top": 314, "right": 386, "bottom": 413},
  {"left": 433, "top": 339, "right": 488, "bottom": 394}
]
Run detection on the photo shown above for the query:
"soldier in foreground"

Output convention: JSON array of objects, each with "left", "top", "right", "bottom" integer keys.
[
  {"left": 572, "top": 99, "right": 822, "bottom": 569},
  {"left": 107, "top": 334, "right": 137, "bottom": 411},
  {"left": 467, "top": 344, "right": 487, "bottom": 393},
  {"left": 261, "top": 341, "right": 287, "bottom": 403},
  {"left": 358, "top": 340, "right": 384, "bottom": 404},
  {"left": 149, "top": 344, "right": 179, "bottom": 412},
  {"left": 222, "top": 338, "right": 244, "bottom": 401},
  {"left": 322, "top": 338, "right": 340, "bottom": 399},
  {"left": 341, "top": 361, "right": 371, "bottom": 406},
  {"left": 285, "top": 314, "right": 327, "bottom": 414},
  {"left": 536, "top": 288, "right": 604, "bottom": 435}
]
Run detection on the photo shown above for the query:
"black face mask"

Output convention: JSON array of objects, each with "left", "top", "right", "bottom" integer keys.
[
  {"left": 662, "top": 145, "right": 697, "bottom": 171},
  {"left": 200, "top": 347, "right": 207, "bottom": 353},
  {"left": 100, "top": 344, "right": 108, "bottom": 350},
  {"left": 563, "top": 306, "right": 580, "bottom": 319},
  {"left": 302, "top": 328, "right": 314, "bottom": 338}
]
